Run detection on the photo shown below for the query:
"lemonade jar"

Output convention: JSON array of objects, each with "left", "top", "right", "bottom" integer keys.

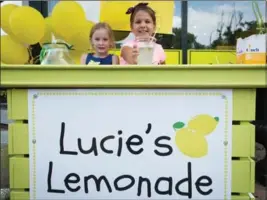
[
  {"left": 40, "top": 43, "right": 75, "bottom": 65},
  {"left": 136, "top": 37, "right": 155, "bottom": 65}
]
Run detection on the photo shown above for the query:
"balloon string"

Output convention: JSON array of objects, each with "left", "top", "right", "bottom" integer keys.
[
  {"left": 27, "top": 46, "right": 41, "bottom": 64},
  {"left": 27, "top": 47, "right": 33, "bottom": 64},
  {"left": 42, "top": 42, "right": 73, "bottom": 50},
  {"left": 33, "top": 55, "right": 41, "bottom": 64}
]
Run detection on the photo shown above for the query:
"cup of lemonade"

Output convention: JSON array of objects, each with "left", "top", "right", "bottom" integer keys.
[{"left": 136, "top": 37, "right": 155, "bottom": 65}]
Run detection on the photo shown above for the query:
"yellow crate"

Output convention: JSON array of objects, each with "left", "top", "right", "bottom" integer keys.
[{"left": 188, "top": 50, "right": 236, "bottom": 64}]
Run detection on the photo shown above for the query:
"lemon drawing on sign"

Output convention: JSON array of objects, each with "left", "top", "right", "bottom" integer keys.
[
  {"left": 173, "top": 114, "right": 219, "bottom": 158},
  {"left": 175, "top": 128, "right": 208, "bottom": 158},
  {"left": 188, "top": 114, "right": 219, "bottom": 136}
]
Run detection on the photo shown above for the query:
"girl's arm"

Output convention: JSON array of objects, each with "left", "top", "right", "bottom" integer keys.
[
  {"left": 112, "top": 55, "right": 120, "bottom": 65},
  {"left": 80, "top": 54, "right": 87, "bottom": 65}
]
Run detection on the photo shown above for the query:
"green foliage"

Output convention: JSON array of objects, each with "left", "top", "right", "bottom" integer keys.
[{"left": 156, "top": 8, "right": 266, "bottom": 50}]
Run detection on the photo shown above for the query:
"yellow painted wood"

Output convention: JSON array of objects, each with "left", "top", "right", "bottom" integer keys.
[
  {"left": 4, "top": 66, "right": 258, "bottom": 198},
  {"left": 231, "top": 194, "right": 254, "bottom": 200},
  {"left": 8, "top": 124, "right": 29, "bottom": 155},
  {"left": 7, "top": 89, "right": 12, "bottom": 119},
  {"left": 7, "top": 89, "right": 28, "bottom": 120},
  {"left": 9, "top": 192, "right": 254, "bottom": 200},
  {"left": 9, "top": 123, "right": 254, "bottom": 158},
  {"left": 6, "top": 89, "right": 257, "bottom": 121},
  {"left": 10, "top": 191, "right": 29, "bottom": 200},
  {"left": 188, "top": 50, "right": 236, "bottom": 64},
  {"left": 9, "top": 157, "right": 254, "bottom": 193},
  {"left": 232, "top": 158, "right": 255, "bottom": 193},
  {"left": 7, "top": 89, "right": 27, "bottom": 120},
  {"left": 1, "top": 65, "right": 266, "bottom": 89},
  {"left": 233, "top": 89, "right": 256, "bottom": 121},
  {"left": 250, "top": 158, "right": 255, "bottom": 193},
  {"left": 165, "top": 50, "right": 181, "bottom": 65},
  {"left": 232, "top": 125, "right": 255, "bottom": 158},
  {"left": 9, "top": 157, "right": 29, "bottom": 189}
]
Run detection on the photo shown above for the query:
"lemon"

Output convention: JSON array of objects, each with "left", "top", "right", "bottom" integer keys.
[
  {"left": 175, "top": 128, "right": 208, "bottom": 158},
  {"left": 188, "top": 114, "right": 219, "bottom": 136}
]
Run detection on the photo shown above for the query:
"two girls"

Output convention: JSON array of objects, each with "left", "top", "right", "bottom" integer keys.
[{"left": 81, "top": 3, "right": 166, "bottom": 65}]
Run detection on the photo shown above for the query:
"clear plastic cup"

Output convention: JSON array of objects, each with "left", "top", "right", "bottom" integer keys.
[
  {"left": 136, "top": 37, "right": 155, "bottom": 65},
  {"left": 40, "top": 43, "right": 75, "bottom": 65}
]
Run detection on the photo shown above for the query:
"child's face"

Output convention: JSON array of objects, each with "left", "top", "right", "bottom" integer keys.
[
  {"left": 91, "top": 28, "right": 110, "bottom": 55},
  {"left": 131, "top": 10, "right": 155, "bottom": 38}
]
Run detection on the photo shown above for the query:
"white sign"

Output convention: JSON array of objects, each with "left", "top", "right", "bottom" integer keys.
[{"left": 28, "top": 89, "right": 232, "bottom": 200}]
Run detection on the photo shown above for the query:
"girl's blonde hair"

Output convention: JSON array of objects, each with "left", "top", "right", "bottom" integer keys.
[{"left": 89, "top": 22, "right": 116, "bottom": 49}]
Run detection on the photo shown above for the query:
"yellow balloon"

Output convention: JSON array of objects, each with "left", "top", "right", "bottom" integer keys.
[
  {"left": 51, "top": 1, "right": 87, "bottom": 41},
  {"left": 0, "top": 35, "right": 29, "bottom": 64},
  {"left": 69, "top": 50, "right": 87, "bottom": 64},
  {"left": 39, "top": 17, "right": 53, "bottom": 45},
  {"left": 67, "top": 20, "right": 94, "bottom": 51},
  {"left": 0, "top": 4, "right": 18, "bottom": 35},
  {"left": 9, "top": 6, "right": 45, "bottom": 45},
  {"left": 40, "top": 17, "right": 63, "bottom": 43}
]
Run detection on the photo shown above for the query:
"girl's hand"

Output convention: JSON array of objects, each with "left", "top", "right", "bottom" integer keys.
[
  {"left": 132, "top": 44, "right": 139, "bottom": 64},
  {"left": 80, "top": 54, "right": 87, "bottom": 65},
  {"left": 159, "top": 60, "right": 166, "bottom": 65}
]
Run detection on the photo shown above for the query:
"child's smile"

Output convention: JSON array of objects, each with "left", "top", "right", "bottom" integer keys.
[
  {"left": 91, "top": 28, "right": 110, "bottom": 56},
  {"left": 131, "top": 10, "right": 155, "bottom": 38}
]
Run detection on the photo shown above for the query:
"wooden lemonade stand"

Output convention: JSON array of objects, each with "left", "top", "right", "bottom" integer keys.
[
  {"left": 1, "top": 64, "right": 266, "bottom": 199},
  {"left": 1, "top": 0, "right": 267, "bottom": 199}
]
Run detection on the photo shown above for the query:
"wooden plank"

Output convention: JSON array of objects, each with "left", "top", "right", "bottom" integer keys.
[
  {"left": 10, "top": 191, "right": 29, "bottom": 200},
  {"left": 7, "top": 89, "right": 28, "bottom": 121},
  {"left": 9, "top": 157, "right": 255, "bottom": 193},
  {"left": 9, "top": 191, "right": 254, "bottom": 200},
  {"left": 8, "top": 124, "right": 29, "bottom": 155},
  {"left": 7, "top": 89, "right": 256, "bottom": 121},
  {"left": 232, "top": 124, "right": 255, "bottom": 157},
  {"left": 9, "top": 157, "right": 29, "bottom": 189},
  {"left": 164, "top": 50, "right": 181, "bottom": 65},
  {"left": 233, "top": 89, "right": 256, "bottom": 121},
  {"left": 1, "top": 66, "right": 266, "bottom": 89},
  {"left": 232, "top": 194, "right": 254, "bottom": 200},
  {"left": 8, "top": 124, "right": 255, "bottom": 158},
  {"left": 232, "top": 158, "right": 255, "bottom": 193}
]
